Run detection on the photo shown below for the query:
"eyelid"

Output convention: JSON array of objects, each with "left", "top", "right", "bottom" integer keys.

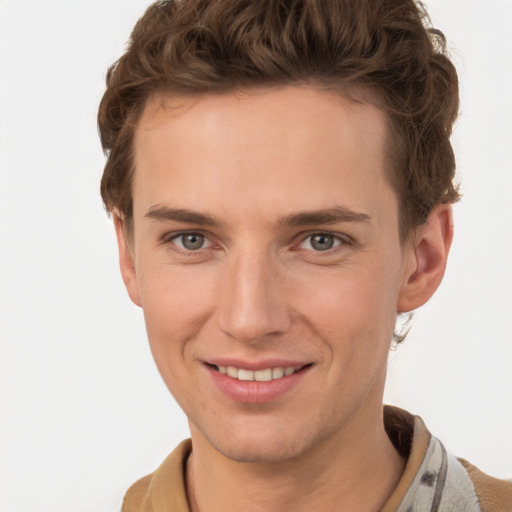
[
  {"left": 296, "top": 231, "right": 352, "bottom": 251},
  {"left": 161, "top": 230, "right": 214, "bottom": 251},
  {"left": 159, "top": 229, "right": 352, "bottom": 253}
]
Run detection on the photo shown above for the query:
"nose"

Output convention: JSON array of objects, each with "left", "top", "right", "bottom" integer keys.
[{"left": 215, "top": 248, "right": 292, "bottom": 343}]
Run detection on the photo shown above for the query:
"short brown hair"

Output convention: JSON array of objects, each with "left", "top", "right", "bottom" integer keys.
[{"left": 98, "top": 0, "right": 460, "bottom": 239}]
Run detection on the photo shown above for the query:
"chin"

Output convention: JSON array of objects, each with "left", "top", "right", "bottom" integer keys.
[
  {"left": 193, "top": 415, "right": 328, "bottom": 464},
  {"left": 212, "top": 436, "right": 304, "bottom": 464}
]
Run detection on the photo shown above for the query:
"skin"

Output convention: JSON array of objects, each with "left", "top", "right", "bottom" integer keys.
[{"left": 115, "top": 86, "right": 453, "bottom": 511}]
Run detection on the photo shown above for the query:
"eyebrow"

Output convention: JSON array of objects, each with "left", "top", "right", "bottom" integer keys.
[
  {"left": 145, "top": 206, "right": 220, "bottom": 226},
  {"left": 279, "top": 206, "right": 371, "bottom": 227},
  {"left": 145, "top": 204, "right": 371, "bottom": 228}
]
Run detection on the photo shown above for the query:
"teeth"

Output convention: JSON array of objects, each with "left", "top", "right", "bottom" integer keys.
[
  {"left": 238, "top": 369, "right": 254, "bottom": 381},
  {"left": 254, "top": 368, "right": 272, "bottom": 382},
  {"left": 226, "top": 366, "right": 238, "bottom": 378},
  {"left": 217, "top": 365, "right": 299, "bottom": 381},
  {"left": 272, "top": 367, "right": 284, "bottom": 379}
]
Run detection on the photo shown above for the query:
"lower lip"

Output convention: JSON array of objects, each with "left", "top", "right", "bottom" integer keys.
[{"left": 206, "top": 365, "right": 311, "bottom": 404}]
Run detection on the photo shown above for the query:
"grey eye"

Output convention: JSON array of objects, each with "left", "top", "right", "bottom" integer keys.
[
  {"left": 177, "top": 233, "right": 206, "bottom": 250},
  {"left": 299, "top": 234, "right": 342, "bottom": 251},
  {"left": 310, "top": 234, "right": 334, "bottom": 251}
]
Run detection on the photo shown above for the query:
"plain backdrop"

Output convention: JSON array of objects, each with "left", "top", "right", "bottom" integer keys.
[{"left": 0, "top": 1, "right": 511, "bottom": 511}]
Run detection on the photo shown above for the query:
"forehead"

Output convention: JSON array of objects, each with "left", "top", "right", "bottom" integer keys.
[
  {"left": 132, "top": 86, "right": 396, "bottom": 227},
  {"left": 136, "top": 86, "right": 385, "bottom": 161}
]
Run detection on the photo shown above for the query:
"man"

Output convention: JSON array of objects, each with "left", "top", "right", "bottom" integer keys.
[{"left": 97, "top": 0, "right": 512, "bottom": 510}]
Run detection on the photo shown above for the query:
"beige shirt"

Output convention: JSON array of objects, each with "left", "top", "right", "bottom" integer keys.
[{"left": 122, "top": 406, "right": 512, "bottom": 511}]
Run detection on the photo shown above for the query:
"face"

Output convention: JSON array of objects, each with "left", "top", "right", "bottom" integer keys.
[{"left": 120, "top": 86, "right": 424, "bottom": 463}]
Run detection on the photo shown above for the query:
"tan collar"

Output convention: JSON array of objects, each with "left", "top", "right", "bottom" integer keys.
[
  {"left": 122, "top": 439, "right": 192, "bottom": 512},
  {"left": 381, "top": 406, "right": 432, "bottom": 511}
]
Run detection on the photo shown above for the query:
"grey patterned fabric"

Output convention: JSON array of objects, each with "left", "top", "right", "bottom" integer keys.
[{"left": 396, "top": 436, "right": 482, "bottom": 512}]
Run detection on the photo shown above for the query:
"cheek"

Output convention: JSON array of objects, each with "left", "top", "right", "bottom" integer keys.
[
  {"left": 138, "top": 256, "right": 214, "bottom": 324},
  {"left": 291, "top": 259, "right": 401, "bottom": 349},
  {"left": 135, "top": 260, "right": 217, "bottom": 372}
]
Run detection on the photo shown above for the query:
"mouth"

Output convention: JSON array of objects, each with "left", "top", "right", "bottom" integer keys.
[
  {"left": 205, "top": 362, "right": 313, "bottom": 403},
  {"left": 208, "top": 363, "right": 311, "bottom": 381}
]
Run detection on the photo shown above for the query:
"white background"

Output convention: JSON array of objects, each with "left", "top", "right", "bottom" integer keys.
[{"left": 0, "top": 1, "right": 510, "bottom": 511}]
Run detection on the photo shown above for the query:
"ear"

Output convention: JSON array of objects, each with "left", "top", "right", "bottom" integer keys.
[
  {"left": 113, "top": 213, "right": 142, "bottom": 307},
  {"left": 397, "top": 204, "right": 454, "bottom": 313}
]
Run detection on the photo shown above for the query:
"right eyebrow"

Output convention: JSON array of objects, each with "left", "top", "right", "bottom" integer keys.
[
  {"left": 278, "top": 206, "right": 371, "bottom": 227},
  {"left": 144, "top": 205, "right": 220, "bottom": 227}
]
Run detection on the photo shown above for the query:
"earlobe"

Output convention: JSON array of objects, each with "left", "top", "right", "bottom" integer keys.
[
  {"left": 397, "top": 204, "right": 454, "bottom": 313},
  {"left": 113, "top": 214, "right": 142, "bottom": 307}
]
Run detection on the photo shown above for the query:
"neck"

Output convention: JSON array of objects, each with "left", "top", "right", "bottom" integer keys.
[{"left": 186, "top": 403, "right": 405, "bottom": 512}]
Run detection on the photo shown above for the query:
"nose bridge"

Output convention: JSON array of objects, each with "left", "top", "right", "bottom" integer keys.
[{"left": 216, "top": 244, "right": 290, "bottom": 342}]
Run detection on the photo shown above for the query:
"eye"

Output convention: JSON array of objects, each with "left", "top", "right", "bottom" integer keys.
[
  {"left": 299, "top": 233, "right": 343, "bottom": 251},
  {"left": 171, "top": 233, "right": 212, "bottom": 251}
]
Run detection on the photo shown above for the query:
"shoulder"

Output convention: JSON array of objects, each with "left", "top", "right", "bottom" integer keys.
[
  {"left": 122, "top": 473, "right": 153, "bottom": 511},
  {"left": 458, "top": 457, "right": 512, "bottom": 512},
  {"left": 122, "top": 439, "right": 192, "bottom": 512}
]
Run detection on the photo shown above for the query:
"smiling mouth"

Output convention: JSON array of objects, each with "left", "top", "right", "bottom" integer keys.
[{"left": 211, "top": 364, "right": 310, "bottom": 382}]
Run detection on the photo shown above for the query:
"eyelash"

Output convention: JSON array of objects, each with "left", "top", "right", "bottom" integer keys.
[
  {"left": 296, "top": 232, "right": 350, "bottom": 252},
  {"left": 162, "top": 231, "right": 214, "bottom": 256},
  {"left": 161, "top": 231, "right": 352, "bottom": 255}
]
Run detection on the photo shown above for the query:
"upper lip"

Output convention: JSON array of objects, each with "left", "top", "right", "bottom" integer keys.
[{"left": 204, "top": 358, "right": 312, "bottom": 371}]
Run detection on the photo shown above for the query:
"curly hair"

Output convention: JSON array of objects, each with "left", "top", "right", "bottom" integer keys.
[{"left": 98, "top": 0, "right": 459, "bottom": 240}]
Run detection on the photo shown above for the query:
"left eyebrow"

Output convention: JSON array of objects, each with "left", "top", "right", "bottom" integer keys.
[
  {"left": 144, "top": 205, "right": 220, "bottom": 226},
  {"left": 278, "top": 206, "right": 371, "bottom": 227}
]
